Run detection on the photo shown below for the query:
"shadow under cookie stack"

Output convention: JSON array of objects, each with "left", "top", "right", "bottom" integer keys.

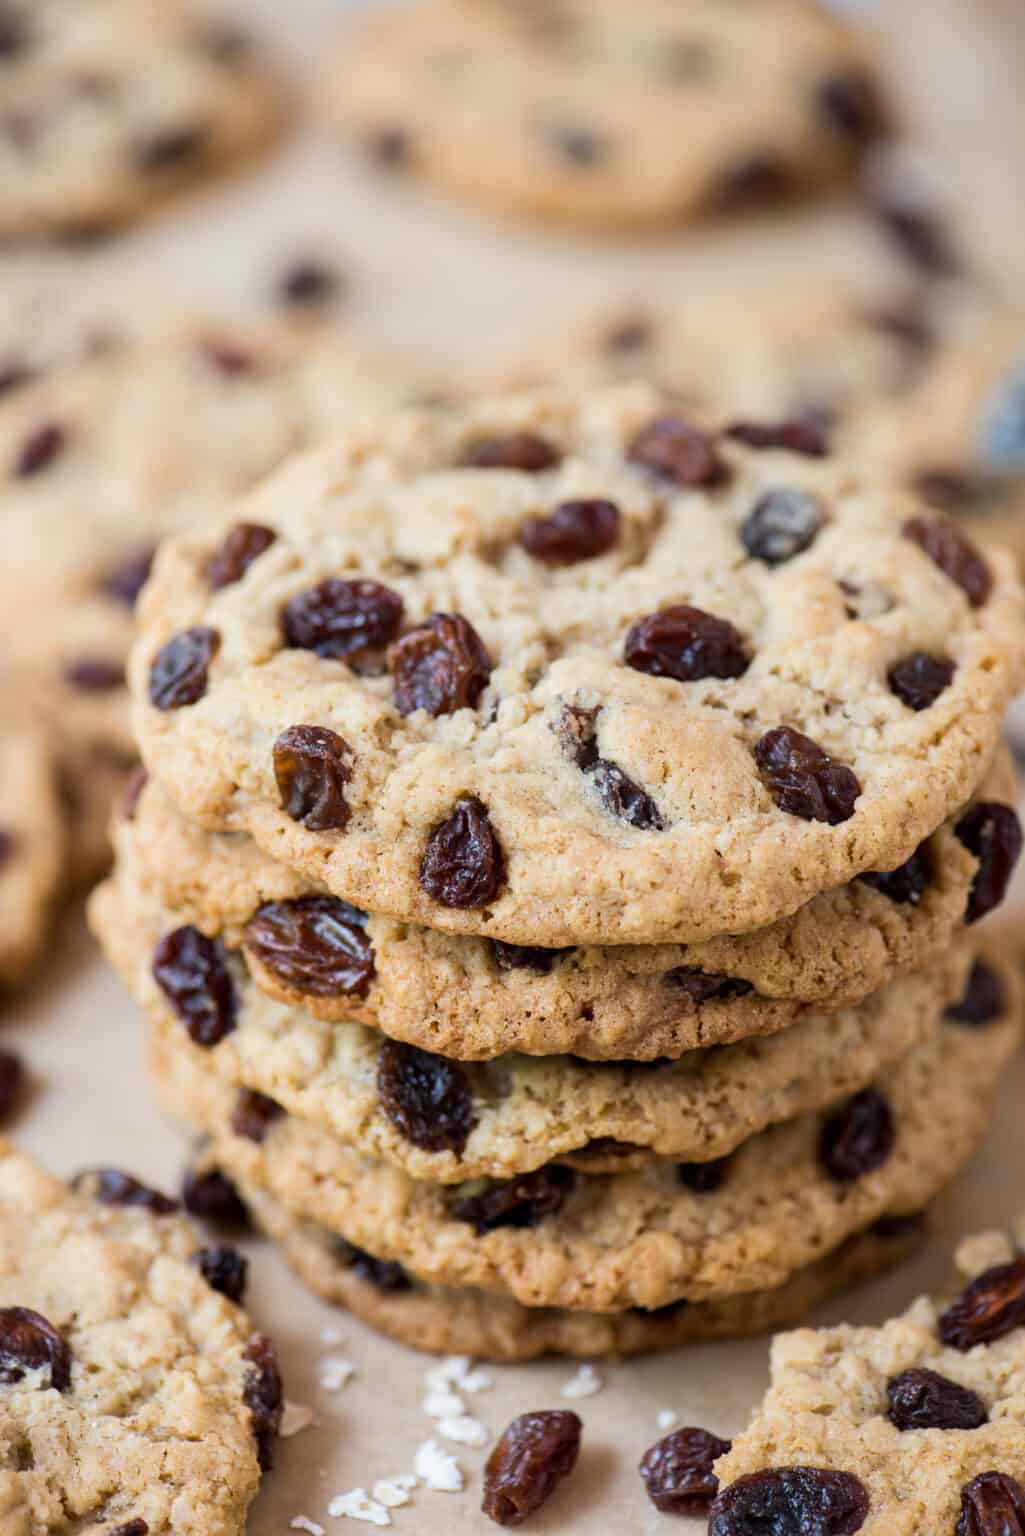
[{"left": 91, "top": 381, "right": 1025, "bottom": 1361}]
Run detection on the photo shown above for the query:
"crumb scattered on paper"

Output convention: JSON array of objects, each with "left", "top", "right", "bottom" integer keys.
[
  {"left": 415, "top": 1439, "right": 465, "bottom": 1492},
  {"left": 373, "top": 1476, "right": 417, "bottom": 1509},
  {"left": 438, "top": 1413, "right": 489, "bottom": 1447},
  {"left": 281, "top": 1400, "right": 315, "bottom": 1437},
  {"left": 423, "top": 1388, "right": 465, "bottom": 1420},
  {"left": 319, "top": 1356, "right": 356, "bottom": 1392},
  {"left": 425, "top": 1355, "right": 493, "bottom": 1395},
  {"left": 327, "top": 1489, "right": 390, "bottom": 1526},
  {"left": 561, "top": 1363, "right": 602, "bottom": 1399},
  {"left": 656, "top": 1408, "right": 677, "bottom": 1431},
  {"left": 290, "top": 1518, "right": 324, "bottom": 1536},
  {"left": 320, "top": 1323, "right": 344, "bottom": 1347}
]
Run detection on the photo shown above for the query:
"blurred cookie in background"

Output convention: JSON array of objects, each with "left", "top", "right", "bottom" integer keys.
[{"left": 0, "top": 702, "right": 63, "bottom": 991}]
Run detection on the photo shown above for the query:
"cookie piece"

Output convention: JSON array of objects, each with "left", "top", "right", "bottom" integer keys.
[
  {"left": 711, "top": 1223, "right": 1025, "bottom": 1534},
  {"left": 145, "top": 966, "right": 1020, "bottom": 1312},
  {"left": 326, "top": 0, "right": 884, "bottom": 230},
  {"left": 92, "top": 837, "right": 970, "bottom": 1180},
  {"left": 0, "top": 705, "right": 63, "bottom": 989},
  {"left": 236, "top": 1177, "right": 926, "bottom": 1361},
  {"left": 131, "top": 383, "right": 1025, "bottom": 947},
  {"left": 0, "top": 0, "right": 282, "bottom": 238},
  {"left": 0, "top": 1138, "right": 280, "bottom": 1533}
]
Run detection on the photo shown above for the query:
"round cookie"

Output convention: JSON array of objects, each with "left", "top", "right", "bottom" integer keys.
[
  {"left": 131, "top": 382, "right": 1025, "bottom": 947},
  {"left": 236, "top": 1178, "right": 927, "bottom": 1362},
  {"left": 0, "top": 705, "right": 63, "bottom": 989},
  {"left": 326, "top": 0, "right": 885, "bottom": 230},
  {"left": 99, "top": 759, "right": 1010, "bottom": 1059},
  {"left": 0, "top": 0, "right": 282, "bottom": 238},
  {"left": 146, "top": 966, "right": 1021, "bottom": 1313},
  {"left": 92, "top": 838, "right": 971, "bottom": 1181},
  {"left": 0, "top": 1138, "right": 281, "bottom": 1534}
]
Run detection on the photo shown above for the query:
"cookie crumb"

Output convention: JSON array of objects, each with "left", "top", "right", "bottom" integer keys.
[
  {"left": 424, "top": 1388, "right": 465, "bottom": 1419},
  {"left": 320, "top": 1323, "right": 344, "bottom": 1346},
  {"left": 291, "top": 1518, "right": 325, "bottom": 1535},
  {"left": 656, "top": 1409, "right": 677, "bottom": 1431},
  {"left": 327, "top": 1489, "right": 390, "bottom": 1526},
  {"left": 414, "top": 1439, "right": 464, "bottom": 1492},
  {"left": 438, "top": 1414, "right": 489, "bottom": 1447},
  {"left": 955, "top": 1230, "right": 1015, "bottom": 1276},
  {"left": 561, "top": 1363, "right": 602, "bottom": 1399},
  {"left": 372, "top": 1476, "right": 417, "bottom": 1509},
  {"left": 281, "top": 1400, "right": 315, "bottom": 1437},
  {"left": 425, "top": 1355, "right": 493, "bottom": 1394},
  {"left": 319, "top": 1356, "right": 355, "bottom": 1392}
]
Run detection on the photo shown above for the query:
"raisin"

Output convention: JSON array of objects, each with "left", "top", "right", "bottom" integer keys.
[
  {"left": 491, "top": 941, "right": 569, "bottom": 974},
  {"left": 152, "top": 926, "right": 238, "bottom": 1047},
  {"left": 206, "top": 522, "right": 276, "bottom": 589},
  {"left": 102, "top": 545, "right": 155, "bottom": 607},
  {"left": 871, "top": 1211, "right": 926, "bottom": 1241},
  {"left": 376, "top": 1041, "right": 476, "bottom": 1154},
  {"left": 946, "top": 961, "right": 1007, "bottom": 1027},
  {"left": 366, "top": 126, "right": 410, "bottom": 167},
  {"left": 273, "top": 725, "right": 352, "bottom": 832},
  {"left": 388, "top": 612, "right": 491, "bottom": 717},
  {"left": 243, "top": 1334, "right": 283, "bottom": 1472},
  {"left": 555, "top": 705, "right": 665, "bottom": 831},
  {"left": 182, "top": 1168, "right": 250, "bottom": 1230},
  {"left": 148, "top": 626, "right": 220, "bottom": 709},
  {"left": 678, "top": 1156, "right": 733, "bottom": 1194},
  {"left": 72, "top": 1168, "right": 178, "bottom": 1213},
  {"left": 939, "top": 1257, "right": 1025, "bottom": 1350},
  {"left": 603, "top": 314, "right": 653, "bottom": 355},
  {"left": 450, "top": 1166, "right": 576, "bottom": 1233},
  {"left": 108, "top": 1523, "right": 149, "bottom": 1536},
  {"left": 194, "top": 1244, "right": 248, "bottom": 1304},
  {"left": 0, "top": 359, "right": 33, "bottom": 396},
  {"left": 819, "top": 1088, "right": 895, "bottom": 1183},
  {"left": 955, "top": 802, "right": 1023, "bottom": 923},
  {"left": 518, "top": 498, "right": 620, "bottom": 565},
  {"left": 63, "top": 658, "right": 125, "bottom": 692},
  {"left": 624, "top": 605, "right": 750, "bottom": 682},
  {"left": 230, "top": 1089, "right": 283, "bottom": 1144},
  {"left": 639, "top": 1426, "right": 731, "bottom": 1515},
  {"left": 544, "top": 122, "right": 607, "bottom": 165},
  {"left": 875, "top": 199, "right": 960, "bottom": 279},
  {"left": 857, "top": 844, "right": 931, "bottom": 905},
  {"left": 282, "top": 577, "right": 403, "bottom": 660},
  {"left": 244, "top": 897, "right": 375, "bottom": 999},
  {"left": 198, "top": 337, "right": 254, "bottom": 377},
  {"left": 665, "top": 968, "right": 754, "bottom": 1003},
  {"left": 278, "top": 260, "right": 341, "bottom": 308},
  {"left": 135, "top": 125, "right": 206, "bottom": 172},
  {"left": 196, "top": 21, "right": 251, "bottom": 64},
  {"left": 14, "top": 421, "right": 64, "bottom": 478},
  {"left": 904, "top": 515, "right": 992, "bottom": 606},
  {"left": 120, "top": 765, "right": 148, "bottom": 822},
  {"left": 628, "top": 415, "right": 726, "bottom": 486},
  {"left": 957, "top": 1472, "right": 1025, "bottom": 1536},
  {"left": 741, "top": 488, "right": 824, "bottom": 565},
  {"left": 888, "top": 652, "right": 955, "bottom": 710},
  {"left": 482, "top": 1411, "right": 581, "bottom": 1527},
  {"left": 885, "top": 1367, "right": 987, "bottom": 1431},
  {"left": 817, "top": 72, "right": 884, "bottom": 142},
  {"left": 419, "top": 797, "right": 505, "bottom": 908},
  {"left": 912, "top": 466, "right": 979, "bottom": 511},
  {"left": 0, "top": 1307, "right": 72, "bottom": 1391},
  {"left": 0, "top": 829, "right": 12, "bottom": 869},
  {"left": 0, "top": 5, "right": 28, "bottom": 58},
  {"left": 753, "top": 727, "right": 861, "bottom": 824},
  {"left": 715, "top": 155, "right": 793, "bottom": 210},
  {"left": 725, "top": 419, "right": 828, "bottom": 457},
  {"left": 0, "top": 1049, "right": 24, "bottom": 1124},
  {"left": 708, "top": 1467, "right": 869, "bottom": 1535},
  {"left": 335, "top": 1238, "right": 413, "bottom": 1294},
  {"left": 462, "top": 433, "right": 560, "bottom": 471}
]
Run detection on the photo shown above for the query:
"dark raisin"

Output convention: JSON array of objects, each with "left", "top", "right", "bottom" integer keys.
[
  {"left": 886, "top": 1367, "right": 987, "bottom": 1431},
  {"left": 0, "top": 830, "right": 13, "bottom": 870},
  {"left": 102, "top": 545, "right": 155, "bottom": 607},
  {"left": 0, "top": 359, "right": 33, "bottom": 396},
  {"left": 196, "top": 21, "right": 251, "bottom": 64},
  {"left": 544, "top": 122, "right": 607, "bottom": 165},
  {"left": 716, "top": 154, "right": 793, "bottom": 210},
  {"left": 678, "top": 1156, "right": 733, "bottom": 1194},
  {"left": 419, "top": 797, "right": 505, "bottom": 909},
  {"left": 819, "top": 1088, "right": 895, "bottom": 1183},
  {"left": 628, "top": 416, "right": 726, "bottom": 486},
  {"left": 725, "top": 419, "right": 828, "bottom": 457},
  {"left": 134, "top": 124, "right": 206, "bottom": 172},
  {"left": 554, "top": 705, "right": 665, "bottom": 830},
  {"left": 0, "top": 1049, "right": 24, "bottom": 1124},
  {"left": 604, "top": 314, "right": 653, "bottom": 355},
  {"left": 857, "top": 844, "right": 931, "bottom": 905},
  {"left": 741, "top": 488, "right": 823, "bottom": 565},
  {"left": 708, "top": 1467, "right": 869, "bottom": 1535},
  {"left": 875, "top": 199, "right": 960, "bottom": 279},
  {"left": 63, "top": 658, "right": 125, "bottom": 692},
  {"left": 957, "top": 1472, "right": 1025, "bottom": 1536},
  {"left": 243, "top": 1334, "right": 283, "bottom": 1472},
  {"left": 366, "top": 126, "right": 410, "bottom": 167},
  {"left": 71, "top": 1168, "right": 178, "bottom": 1213},
  {"left": 753, "top": 727, "right": 861, "bottom": 824},
  {"left": 152, "top": 926, "right": 238, "bottom": 1047},
  {"left": 940, "top": 1257, "right": 1025, "bottom": 1350},
  {"left": 182, "top": 1168, "right": 251, "bottom": 1230},
  {"left": 198, "top": 336, "right": 254, "bottom": 377},
  {"left": 450, "top": 1166, "right": 576, "bottom": 1234},
  {"left": 278, "top": 260, "right": 341, "bottom": 308},
  {"left": 273, "top": 725, "right": 352, "bottom": 832},
  {"left": 108, "top": 1522, "right": 149, "bottom": 1536},
  {"left": 518, "top": 498, "right": 620, "bottom": 565},
  {"left": 818, "top": 71, "right": 884, "bottom": 142},
  {"left": 14, "top": 421, "right": 64, "bottom": 478},
  {"left": 376, "top": 1041, "right": 476, "bottom": 1154},
  {"left": 556, "top": 703, "right": 600, "bottom": 770},
  {"left": 335, "top": 1238, "right": 413, "bottom": 1294},
  {"left": 244, "top": 897, "right": 375, "bottom": 1000},
  {"left": 194, "top": 1244, "right": 248, "bottom": 1304},
  {"left": 482, "top": 1410, "right": 581, "bottom": 1527},
  {"left": 207, "top": 522, "right": 276, "bottom": 589},
  {"left": 148, "top": 626, "right": 219, "bottom": 709},
  {"left": 955, "top": 802, "right": 1023, "bottom": 923},
  {"left": 0, "top": 4, "right": 28, "bottom": 58},
  {"left": 912, "top": 466, "right": 979, "bottom": 511},
  {"left": 904, "top": 515, "right": 992, "bottom": 606},
  {"left": 120, "top": 765, "right": 148, "bottom": 822},
  {"left": 282, "top": 578, "right": 404, "bottom": 660},
  {"left": 462, "top": 433, "right": 561, "bottom": 471},
  {"left": 665, "top": 968, "right": 754, "bottom": 1003},
  {"left": 388, "top": 612, "right": 491, "bottom": 717},
  {"left": 490, "top": 941, "right": 569, "bottom": 974},
  {"left": 640, "top": 1426, "right": 731, "bottom": 1515},
  {"left": 0, "top": 1308, "right": 72, "bottom": 1391},
  {"left": 871, "top": 1211, "right": 926, "bottom": 1241},
  {"left": 625, "top": 604, "right": 750, "bottom": 682},
  {"left": 230, "top": 1089, "right": 283, "bottom": 1144},
  {"left": 946, "top": 961, "right": 1007, "bottom": 1027},
  {"left": 888, "top": 653, "right": 956, "bottom": 710}
]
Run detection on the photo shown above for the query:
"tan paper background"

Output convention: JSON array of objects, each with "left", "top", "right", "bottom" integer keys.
[{"left": 6, "top": 2, "right": 1025, "bottom": 1530}]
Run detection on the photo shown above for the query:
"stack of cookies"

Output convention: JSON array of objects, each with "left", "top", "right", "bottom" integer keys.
[{"left": 92, "top": 381, "right": 1025, "bottom": 1360}]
